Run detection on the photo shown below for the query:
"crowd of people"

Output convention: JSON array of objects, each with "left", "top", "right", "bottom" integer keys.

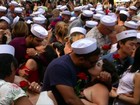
[{"left": 0, "top": 0, "right": 140, "bottom": 105}]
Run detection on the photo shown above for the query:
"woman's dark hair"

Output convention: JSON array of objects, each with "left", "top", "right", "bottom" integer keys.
[
  {"left": 102, "top": 59, "right": 118, "bottom": 84},
  {"left": 0, "top": 54, "right": 18, "bottom": 79},
  {"left": 85, "top": 58, "right": 118, "bottom": 91},
  {"left": 37, "top": 45, "right": 58, "bottom": 82},
  {"left": 117, "top": 37, "right": 136, "bottom": 49},
  {"left": 130, "top": 46, "right": 140, "bottom": 73},
  {"left": 53, "top": 42, "right": 65, "bottom": 56}
]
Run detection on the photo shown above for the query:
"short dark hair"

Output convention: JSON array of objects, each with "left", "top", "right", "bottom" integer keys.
[
  {"left": 81, "top": 14, "right": 91, "bottom": 21},
  {"left": 117, "top": 37, "right": 136, "bottom": 49},
  {"left": 119, "top": 14, "right": 127, "bottom": 22},
  {"left": 102, "top": 59, "right": 118, "bottom": 84},
  {"left": 0, "top": 54, "right": 18, "bottom": 79}
]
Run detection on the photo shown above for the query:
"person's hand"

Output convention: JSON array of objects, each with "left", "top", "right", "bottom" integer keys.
[
  {"left": 64, "top": 42, "right": 72, "bottom": 54},
  {"left": 98, "top": 71, "right": 111, "bottom": 82},
  {"left": 14, "top": 75, "right": 29, "bottom": 86},
  {"left": 109, "top": 87, "right": 117, "bottom": 98},
  {"left": 28, "top": 82, "right": 41, "bottom": 93},
  {"left": 26, "top": 48, "right": 38, "bottom": 57},
  {"left": 18, "top": 69, "right": 29, "bottom": 78},
  {"left": 35, "top": 45, "right": 45, "bottom": 53}
]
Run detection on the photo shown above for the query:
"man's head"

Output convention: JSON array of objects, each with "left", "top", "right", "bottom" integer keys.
[
  {"left": 12, "top": 7, "right": 23, "bottom": 18},
  {"left": 98, "top": 15, "right": 116, "bottom": 35},
  {"left": 26, "top": 24, "right": 48, "bottom": 48},
  {"left": 129, "top": 6, "right": 137, "bottom": 16},
  {"left": 61, "top": 10, "right": 71, "bottom": 23},
  {"left": 81, "top": 10, "right": 93, "bottom": 24},
  {"left": 71, "top": 38, "right": 100, "bottom": 69},
  {"left": 119, "top": 10, "right": 129, "bottom": 22},
  {"left": 0, "top": 6, "right": 7, "bottom": 17},
  {"left": 116, "top": 30, "right": 137, "bottom": 56}
]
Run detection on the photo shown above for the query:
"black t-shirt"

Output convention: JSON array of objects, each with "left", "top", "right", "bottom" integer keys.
[{"left": 42, "top": 54, "right": 80, "bottom": 105}]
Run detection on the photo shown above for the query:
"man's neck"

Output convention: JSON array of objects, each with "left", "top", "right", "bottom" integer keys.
[
  {"left": 117, "top": 49, "right": 128, "bottom": 60},
  {"left": 69, "top": 53, "right": 79, "bottom": 66}
]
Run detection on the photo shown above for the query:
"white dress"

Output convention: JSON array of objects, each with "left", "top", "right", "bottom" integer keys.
[
  {"left": 36, "top": 91, "right": 54, "bottom": 105},
  {"left": 113, "top": 68, "right": 139, "bottom": 105},
  {"left": 0, "top": 80, "right": 27, "bottom": 105}
]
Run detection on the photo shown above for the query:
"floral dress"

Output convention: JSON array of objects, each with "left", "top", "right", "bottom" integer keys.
[{"left": 0, "top": 80, "right": 27, "bottom": 105}]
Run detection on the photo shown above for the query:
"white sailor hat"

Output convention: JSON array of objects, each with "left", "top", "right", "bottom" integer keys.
[
  {"left": 85, "top": 20, "right": 98, "bottom": 28},
  {"left": 95, "top": 7, "right": 103, "bottom": 11},
  {"left": 0, "top": 16, "right": 11, "bottom": 24},
  {"left": 0, "top": 6, "right": 7, "bottom": 12},
  {"left": 70, "top": 17, "right": 77, "bottom": 22},
  {"left": 129, "top": 6, "right": 137, "bottom": 11},
  {"left": 88, "top": 4, "right": 93, "bottom": 8},
  {"left": 60, "top": 5, "right": 67, "bottom": 11},
  {"left": 119, "top": 10, "right": 129, "bottom": 17},
  {"left": 116, "top": 6, "right": 126, "bottom": 11},
  {"left": 14, "top": 7, "right": 23, "bottom": 13},
  {"left": 70, "top": 27, "right": 87, "bottom": 35},
  {"left": 71, "top": 38, "right": 97, "bottom": 54},
  {"left": 93, "top": 13, "right": 103, "bottom": 20},
  {"left": 74, "top": 7, "right": 81, "bottom": 11},
  {"left": 90, "top": 8, "right": 95, "bottom": 11},
  {"left": 26, "top": 19, "right": 33, "bottom": 24},
  {"left": 124, "top": 21, "right": 139, "bottom": 29},
  {"left": 0, "top": 45, "right": 15, "bottom": 56},
  {"left": 82, "top": 5, "right": 89, "bottom": 10},
  {"left": 38, "top": 7, "right": 45, "bottom": 14},
  {"left": 100, "top": 15, "right": 116, "bottom": 26},
  {"left": 137, "top": 21, "right": 140, "bottom": 26},
  {"left": 9, "top": 1, "right": 19, "bottom": 6},
  {"left": 33, "top": 16, "right": 46, "bottom": 24},
  {"left": 12, "top": 16, "right": 20, "bottom": 27},
  {"left": 137, "top": 33, "right": 140, "bottom": 43},
  {"left": 116, "top": 30, "right": 137, "bottom": 41},
  {"left": 96, "top": 10, "right": 105, "bottom": 15},
  {"left": 108, "top": 13, "right": 117, "bottom": 20},
  {"left": 56, "top": 5, "right": 62, "bottom": 9},
  {"left": 31, "top": 24, "right": 48, "bottom": 39},
  {"left": 61, "top": 10, "right": 71, "bottom": 16},
  {"left": 82, "top": 10, "right": 93, "bottom": 17}
]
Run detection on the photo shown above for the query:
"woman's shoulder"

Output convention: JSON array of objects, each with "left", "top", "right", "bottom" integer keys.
[
  {"left": 0, "top": 81, "right": 25, "bottom": 94},
  {"left": 0, "top": 81, "right": 26, "bottom": 104},
  {"left": 85, "top": 83, "right": 109, "bottom": 94}
]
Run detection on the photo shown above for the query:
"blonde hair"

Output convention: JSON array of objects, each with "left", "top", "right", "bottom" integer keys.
[
  {"left": 12, "top": 21, "right": 29, "bottom": 38},
  {"left": 55, "top": 21, "right": 68, "bottom": 39},
  {"left": 52, "top": 9, "right": 60, "bottom": 18}
]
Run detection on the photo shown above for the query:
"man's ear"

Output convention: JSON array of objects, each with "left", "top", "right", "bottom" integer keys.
[
  {"left": 78, "top": 56, "right": 85, "bottom": 63},
  {"left": 119, "top": 41, "right": 123, "bottom": 48}
]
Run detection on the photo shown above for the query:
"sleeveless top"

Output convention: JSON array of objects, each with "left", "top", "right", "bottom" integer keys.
[{"left": 117, "top": 67, "right": 139, "bottom": 95}]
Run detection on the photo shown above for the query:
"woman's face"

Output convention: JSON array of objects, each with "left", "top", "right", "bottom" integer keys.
[{"left": 88, "top": 60, "right": 103, "bottom": 77}]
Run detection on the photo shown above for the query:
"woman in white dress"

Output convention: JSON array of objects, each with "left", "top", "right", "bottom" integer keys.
[{"left": 110, "top": 46, "right": 140, "bottom": 105}]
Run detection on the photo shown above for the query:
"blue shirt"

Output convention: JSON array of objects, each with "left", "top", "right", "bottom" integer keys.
[
  {"left": 42, "top": 54, "right": 81, "bottom": 105},
  {"left": 101, "top": 51, "right": 133, "bottom": 76}
]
